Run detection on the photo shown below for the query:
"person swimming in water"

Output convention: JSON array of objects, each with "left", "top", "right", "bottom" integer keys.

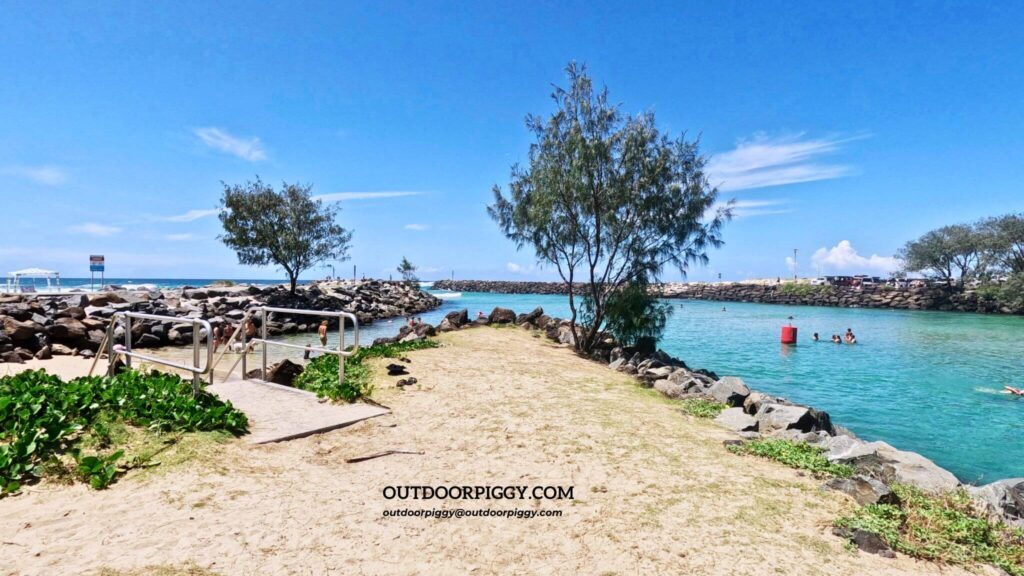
[
  {"left": 1005, "top": 386, "right": 1024, "bottom": 396},
  {"left": 844, "top": 328, "right": 857, "bottom": 344},
  {"left": 812, "top": 332, "right": 819, "bottom": 342},
  {"left": 831, "top": 334, "right": 842, "bottom": 344}
]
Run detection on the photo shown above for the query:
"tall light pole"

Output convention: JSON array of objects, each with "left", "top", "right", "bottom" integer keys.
[{"left": 793, "top": 248, "right": 798, "bottom": 280}]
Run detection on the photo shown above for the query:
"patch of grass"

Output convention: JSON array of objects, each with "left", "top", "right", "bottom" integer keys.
[
  {"left": 0, "top": 369, "right": 248, "bottom": 495},
  {"left": 778, "top": 283, "right": 834, "bottom": 297},
  {"left": 293, "top": 339, "right": 439, "bottom": 402},
  {"left": 727, "top": 438, "right": 854, "bottom": 478},
  {"left": 836, "top": 483, "right": 1024, "bottom": 575},
  {"left": 678, "top": 398, "right": 728, "bottom": 419}
]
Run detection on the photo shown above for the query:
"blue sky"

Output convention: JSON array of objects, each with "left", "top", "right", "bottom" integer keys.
[{"left": 2, "top": 2, "right": 1022, "bottom": 281}]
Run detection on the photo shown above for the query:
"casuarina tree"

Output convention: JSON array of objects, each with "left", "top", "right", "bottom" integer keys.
[
  {"left": 397, "top": 257, "right": 419, "bottom": 287},
  {"left": 219, "top": 178, "right": 352, "bottom": 294},
  {"left": 488, "top": 63, "right": 730, "bottom": 353}
]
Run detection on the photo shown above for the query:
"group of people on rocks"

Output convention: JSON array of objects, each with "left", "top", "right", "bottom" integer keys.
[
  {"left": 210, "top": 317, "right": 333, "bottom": 353},
  {"left": 812, "top": 328, "right": 857, "bottom": 345}
]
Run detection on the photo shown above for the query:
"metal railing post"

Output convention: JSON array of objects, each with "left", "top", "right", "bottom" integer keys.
[
  {"left": 106, "top": 323, "right": 115, "bottom": 376},
  {"left": 240, "top": 315, "right": 247, "bottom": 378},
  {"left": 192, "top": 323, "right": 201, "bottom": 395},
  {"left": 338, "top": 316, "right": 345, "bottom": 387},
  {"left": 261, "top": 309, "right": 268, "bottom": 381},
  {"left": 124, "top": 315, "right": 132, "bottom": 370}
]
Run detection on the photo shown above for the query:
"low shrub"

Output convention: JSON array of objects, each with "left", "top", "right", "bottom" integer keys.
[
  {"left": 293, "top": 339, "right": 439, "bottom": 402},
  {"left": 0, "top": 369, "right": 247, "bottom": 495},
  {"left": 727, "top": 438, "right": 853, "bottom": 478},
  {"left": 836, "top": 483, "right": 1024, "bottom": 575},
  {"left": 778, "top": 283, "right": 834, "bottom": 297},
  {"left": 678, "top": 398, "right": 727, "bottom": 419}
]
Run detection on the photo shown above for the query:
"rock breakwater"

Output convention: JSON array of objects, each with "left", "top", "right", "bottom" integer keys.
[{"left": 0, "top": 280, "right": 440, "bottom": 363}]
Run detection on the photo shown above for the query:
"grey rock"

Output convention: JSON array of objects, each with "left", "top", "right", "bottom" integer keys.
[
  {"left": 707, "top": 376, "right": 751, "bottom": 406},
  {"left": 488, "top": 307, "right": 516, "bottom": 324},
  {"left": 754, "top": 403, "right": 814, "bottom": 433},
  {"left": 653, "top": 379, "right": 689, "bottom": 399},
  {"left": 847, "top": 441, "right": 960, "bottom": 493},
  {"left": 825, "top": 475, "right": 899, "bottom": 506},
  {"left": 713, "top": 407, "right": 759, "bottom": 432},
  {"left": 967, "top": 478, "right": 1024, "bottom": 526}
]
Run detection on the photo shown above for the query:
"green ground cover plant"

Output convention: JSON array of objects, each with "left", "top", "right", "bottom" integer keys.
[
  {"left": 836, "top": 483, "right": 1024, "bottom": 575},
  {"left": 727, "top": 438, "right": 854, "bottom": 478},
  {"left": 0, "top": 369, "right": 247, "bottom": 495},
  {"left": 293, "top": 339, "right": 439, "bottom": 402},
  {"left": 678, "top": 398, "right": 728, "bottom": 419}
]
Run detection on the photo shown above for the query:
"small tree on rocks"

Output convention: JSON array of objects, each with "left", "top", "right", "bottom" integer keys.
[{"left": 219, "top": 178, "right": 352, "bottom": 294}]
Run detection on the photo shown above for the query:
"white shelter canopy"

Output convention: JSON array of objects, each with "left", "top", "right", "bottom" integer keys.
[{"left": 5, "top": 268, "right": 61, "bottom": 293}]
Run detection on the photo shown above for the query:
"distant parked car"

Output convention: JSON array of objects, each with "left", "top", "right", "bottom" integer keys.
[{"left": 810, "top": 277, "right": 828, "bottom": 286}]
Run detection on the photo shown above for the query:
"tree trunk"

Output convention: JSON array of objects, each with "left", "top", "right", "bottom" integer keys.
[{"left": 289, "top": 274, "right": 298, "bottom": 295}]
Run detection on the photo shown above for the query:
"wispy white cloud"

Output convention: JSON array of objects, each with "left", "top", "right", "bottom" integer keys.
[
  {"left": 506, "top": 262, "right": 536, "bottom": 274},
  {"left": 2, "top": 165, "right": 69, "bottom": 186},
  {"left": 714, "top": 199, "right": 794, "bottom": 219},
  {"left": 810, "top": 240, "right": 901, "bottom": 274},
  {"left": 193, "top": 127, "right": 267, "bottom": 162},
  {"left": 161, "top": 208, "right": 219, "bottom": 222},
  {"left": 314, "top": 191, "right": 422, "bottom": 202},
  {"left": 68, "top": 222, "right": 121, "bottom": 237},
  {"left": 404, "top": 223, "right": 429, "bottom": 231},
  {"left": 164, "top": 233, "right": 196, "bottom": 241},
  {"left": 708, "top": 133, "right": 863, "bottom": 191}
]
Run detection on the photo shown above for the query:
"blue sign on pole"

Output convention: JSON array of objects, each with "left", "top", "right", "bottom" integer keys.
[{"left": 90, "top": 264, "right": 105, "bottom": 272}]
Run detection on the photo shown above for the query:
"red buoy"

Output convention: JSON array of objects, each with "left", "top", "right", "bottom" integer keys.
[{"left": 781, "top": 325, "right": 798, "bottom": 344}]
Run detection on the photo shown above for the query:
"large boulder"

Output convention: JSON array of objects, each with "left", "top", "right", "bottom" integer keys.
[
  {"left": 653, "top": 379, "right": 689, "bottom": 399},
  {"left": 3, "top": 317, "right": 42, "bottom": 341},
  {"left": 444, "top": 309, "right": 469, "bottom": 328},
  {"left": 706, "top": 376, "right": 750, "bottom": 406},
  {"left": 754, "top": 403, "right": 816, "bottom": 434},
  {"left": 967, "top": 479, "right": 1024, "bottom": 526},
  {"left": 488, "top": 307, "right": 516, "bottom": 324},
  {"left": 714, "top": 407, "right": 759, "bottom": 432},
  {"left": 522, "top": 307, "right": 544, "bottom": 324},
  {"left": 246, "top": 359, "right": 304, "bottom": 387},
  {"left": 48, "top": 317, "right": 87, "bottom": 341},
  {"left": 846, "top": 441, "right": 960, "bottom": 493},
  {"left": 824, "top": 475, "right": 900, "bottom": 506}
]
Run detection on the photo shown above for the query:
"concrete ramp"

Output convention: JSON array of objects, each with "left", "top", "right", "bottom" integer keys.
[{"left": 208, "top": 378, "right": 389, "bottom": 444}]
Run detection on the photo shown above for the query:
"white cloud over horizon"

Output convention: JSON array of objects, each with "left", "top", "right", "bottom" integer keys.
[
  {"left": 506, "top": 262, "right": 538, "bottom": 274},
  {"left": 161, "top": 208, "right": 219, "bottom": 222},
  {"left": 719, "top": 198, "right": 794, "bottom": 219},
  {"left": 404, "top": 223, "right": 429, "bottom": 231},
  {"left": 314, "top": 191, "right": 423, "bottom": 202},
  {"left": 2, "top": 165, "right": 69, "bottom": 186},
  {"left": 708, "top": 133, "right": 863, "bottom": 192},
  {"left": 810, "top": 240, "right": 901, "bottom": 275},
  {"left": 68, "top": 222, "right": 122, "bottom": 237},
  {"left": 193, "top": 127, "right": 267, "bottom": 162},
  {"left": 164, "top": 233, "right": 196, "bottom": 241}
]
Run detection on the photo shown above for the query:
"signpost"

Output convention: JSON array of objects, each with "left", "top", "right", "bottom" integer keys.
[{"left": 90, "top": 255, "right": 105, "bottom": 291}]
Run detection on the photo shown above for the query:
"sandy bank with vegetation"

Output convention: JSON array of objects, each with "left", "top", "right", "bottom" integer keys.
[{"left": 0, "top": 328, "right": 981, "bottom": 575}]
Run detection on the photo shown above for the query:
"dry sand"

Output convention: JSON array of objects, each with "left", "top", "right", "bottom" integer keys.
[{"left": 0, "top": 327, "right": 981, "bottom": 576}]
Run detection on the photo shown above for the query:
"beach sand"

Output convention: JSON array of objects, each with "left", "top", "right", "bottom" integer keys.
[{"left": 0, "top": 328, "right": 983, "bottom": 576}]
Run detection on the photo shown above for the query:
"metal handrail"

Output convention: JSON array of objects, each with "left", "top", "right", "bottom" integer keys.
[
  {"left": 232, "top": 306, "right": 359, "bottom": 387},
  {"left": 106, "top": 311, "right": 214, "bottom": 395}
]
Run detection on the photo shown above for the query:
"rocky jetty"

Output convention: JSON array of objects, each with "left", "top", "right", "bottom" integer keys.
[
  {"left": 0, "top": 280, "right": 440, "bottom": 363},
  {"left": 433, "top": 279, "right": 1023, "bottom": 314},
  {"left": 375, "top": 305, "right": 1023, "bottom": 532},
  {"left": 433, "top": 280, "right": 577, "bottom": 295}
]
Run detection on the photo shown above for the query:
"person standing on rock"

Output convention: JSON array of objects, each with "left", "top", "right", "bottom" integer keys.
[{"left": 318, "top": 320, "right": 329, "bottom": 347}]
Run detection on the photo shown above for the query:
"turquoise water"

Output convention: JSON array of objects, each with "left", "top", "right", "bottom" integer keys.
[{"left": 327, "top": 290, "right": 1022, "bottom": 484}]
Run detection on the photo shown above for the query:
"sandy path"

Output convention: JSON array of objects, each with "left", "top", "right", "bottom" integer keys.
[{"left": 0, "top": 327, "right": 976, "bottom": 576}]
